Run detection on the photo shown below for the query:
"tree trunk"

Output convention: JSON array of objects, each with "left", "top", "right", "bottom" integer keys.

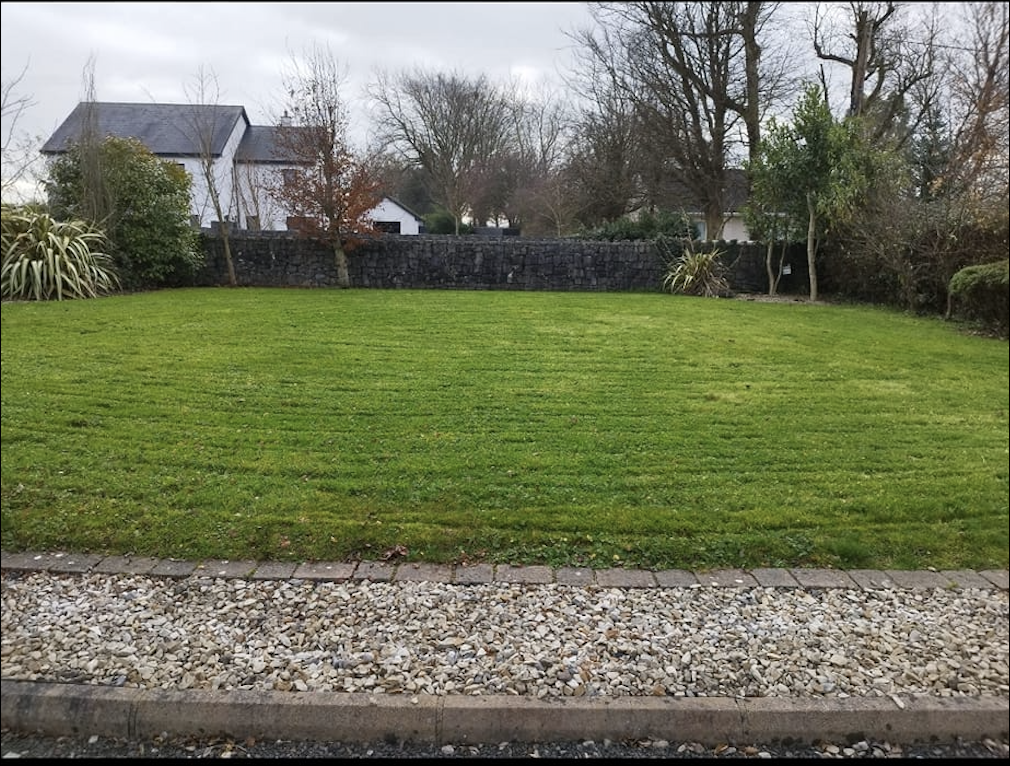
[
  {"left": 741, "top": 1, "right": 763, "bottom": 165},
  {"left": 849, "top": 8, "right": 873, "bottom": 118},
  {"left": 334, "top": 244, "right": 350, "bottom": 288},
  {"left": 221, "top": 234, "right": 237, "bottom": 286},
  {"left": 765, "top": 239, "right": 777, "bottom": 296},
  {"left": 705, "top": 195, "right": 724, "bottom": 242},
  {"left": 776, "top": 240, "right": 788, "bottom": 294},
  {"left": 207, "top": 186, "right": 236, "bottom": 286},
  {"left": 806, "top": 192, "right": 818, "bottom": 301}
]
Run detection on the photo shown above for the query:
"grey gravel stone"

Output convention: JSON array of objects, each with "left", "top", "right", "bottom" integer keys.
[
  {"left": 2, "top": 570, "right": 1006, "bottom": 700},
  {"left": 1, "top": 564, "right": 1007, "bottom": 759}
]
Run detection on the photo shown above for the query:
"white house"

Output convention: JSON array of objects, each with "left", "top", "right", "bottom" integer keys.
[
  {"left": 368, "top": 196, "right": 424, "bottom": 235},
  {"left": 40, "top": 101, "right": 420, "bottom": 234},
  {"left": 629, "top": 167, "right": 753, "bottom": 242}
]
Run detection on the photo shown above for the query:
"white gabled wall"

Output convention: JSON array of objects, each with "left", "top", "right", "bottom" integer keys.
[
  {"left": 235, "top": 163, "right": 291, "bottom": 231},
  {"left": 182, "top": 116, "right": 247, "bottom": 228},
  {"left": 175, "top": 158, "right": 206, "bottom": 225},
  {"left": 369, "top": 197, "right": 421, "bottom": 235}
]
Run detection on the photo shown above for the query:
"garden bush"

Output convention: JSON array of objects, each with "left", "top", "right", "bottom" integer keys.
[
  {"left": 579, "top": 209, "right": 696, "bottom": 242},
  {"left": 46, "top": 136, "right": 202, "bottom": 289},
  {"left": 423, "top": 209, "right": 473, "bottom": 235},
  {"left": 947, "top": 259, "right": 1009, "bottom": 337}
]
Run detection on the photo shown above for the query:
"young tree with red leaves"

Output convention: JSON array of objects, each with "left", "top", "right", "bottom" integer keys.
[{"left": 271, "top": 44, "right": 381, "bottom": 288}]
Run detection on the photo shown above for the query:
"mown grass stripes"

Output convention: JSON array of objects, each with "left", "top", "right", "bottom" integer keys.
[{"left": 1, "top": 287, "right": 1006, "bottom": 571}]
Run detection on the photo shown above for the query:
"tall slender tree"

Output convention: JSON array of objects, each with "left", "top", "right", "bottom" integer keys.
[
  {"left": 182, "top": 66, "right": 236, "bottom": 286},
  {"left": 750, "top": 83, "right": 870, "bottom": 300},
  {"left": 743, "top": 124, "right": 805, "bottom": 296},
  {"left": 75, "top": 57, "right": 114, "bottom": 229},
  {"left": 1, "top": 60, "right": 40, "bottom": 203}
]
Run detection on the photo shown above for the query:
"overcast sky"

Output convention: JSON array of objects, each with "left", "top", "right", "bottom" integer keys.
[
  {"left": 1, "top": 1, "right": 597, "bottom": 172},
  {"left": 3, "top": 2, "right": 953, "bottom": 203}
]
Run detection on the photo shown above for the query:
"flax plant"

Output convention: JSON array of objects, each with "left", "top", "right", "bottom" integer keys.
[
  {"left": 1, "top": 207, "right": 120, "bottom": 301},
  {"left": 661, "top": 239, "right": 731, "bottom": 298}
]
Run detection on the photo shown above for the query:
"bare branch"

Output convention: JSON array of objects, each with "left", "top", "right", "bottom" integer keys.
[
  {"left": 566, "top": 2, "right": 789, "bottom": 236},
  {"left": 181, "top": 65, "right": 238, "bottom": 285},
  {"left": 1, "top": 59, "right": 42, "bottom": 201}
]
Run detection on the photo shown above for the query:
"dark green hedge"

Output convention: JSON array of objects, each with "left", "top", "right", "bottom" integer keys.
[{"left": 948, "top": 259, "right": 1009, "bottom": 337}]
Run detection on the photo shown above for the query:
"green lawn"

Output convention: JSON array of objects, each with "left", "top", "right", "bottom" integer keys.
[{"left": 1, "top": 287, "right": 1007, "bottom": 572}]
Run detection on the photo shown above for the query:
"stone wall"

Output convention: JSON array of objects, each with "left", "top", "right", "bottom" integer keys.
[{"left": 197, "top": 232, "right": 810, "bottom": 294}]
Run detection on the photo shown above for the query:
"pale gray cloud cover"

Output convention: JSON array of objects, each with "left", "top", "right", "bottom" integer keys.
[
  {"left": 1, "top": 1, "right": 595, "bottom": 198},
  {"left": 1, "top": 1, "right": 956, "bottom": 203}
]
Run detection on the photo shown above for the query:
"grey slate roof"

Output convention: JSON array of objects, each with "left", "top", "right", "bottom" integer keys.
[
  {"left": 657, "top": 168, "right": 750, "bottom": 214},
  {"left": 234, "top": 125, "right": 308, "bottom": 164},
  {"left": 40, "top": 102, "right": 249, "bottom": 158}
]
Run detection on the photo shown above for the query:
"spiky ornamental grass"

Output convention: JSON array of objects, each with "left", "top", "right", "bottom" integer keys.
[
  {"left": 1, "top": 288, "right": 1006, "bottom": 571},
  {"left": 1, "top": 209, "right": 120, "bottom": 301}
]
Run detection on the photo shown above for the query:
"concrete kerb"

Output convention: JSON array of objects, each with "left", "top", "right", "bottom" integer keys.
[{"left": 2, "top": 681, "right": 1007, "bottom": 746}]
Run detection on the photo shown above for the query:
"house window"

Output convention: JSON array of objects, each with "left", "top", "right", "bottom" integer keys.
[
  {"left": 281, "top": 169, "right": 298, "bottom": 186},
  {"left": 374, "top": 221, "right": 400, "bottom": 234}
]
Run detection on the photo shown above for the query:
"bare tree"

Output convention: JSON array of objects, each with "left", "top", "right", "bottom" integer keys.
[
  {"left": 569, "top": 2, "right": 789, "bottom": 238},
  {"left": 1, "top": 60, "right": 41, "bottom": 202},
  {"left": 564, "top": 99, "right": 642, "bottom": 228},
  {"left": 73, "top": 56, "right": 115, "bottom": 228},
  {"left": 182, "top": 66, "right": 237, "bottom": 286},
  {"left": 560, "top": 28, "right": 645, "bottom": 230},
  {"left": 636, "top": 1, "right": 788, "bottom": 165},
  {"left": 942, "top": 0, "right": 1009, "bottom": 203},
  {"left": 458, "top": 81, "right": 579, "bottom": 234},
  {"left": 810, "top": 1, "right": 939, "bottom": 144},
  {"left": 503, "top": 85, "right": 580, "bottom": 236},
  {"left": 271, "top": 44, "right": 382, "bottom": 288},
  {"left": 367, "top": 68, "right": 515, "bottom": 234}
]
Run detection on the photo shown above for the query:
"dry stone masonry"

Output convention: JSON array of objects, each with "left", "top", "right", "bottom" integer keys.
[{"left": 198, "top": 233, "right": 810, "bottom": 294}]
